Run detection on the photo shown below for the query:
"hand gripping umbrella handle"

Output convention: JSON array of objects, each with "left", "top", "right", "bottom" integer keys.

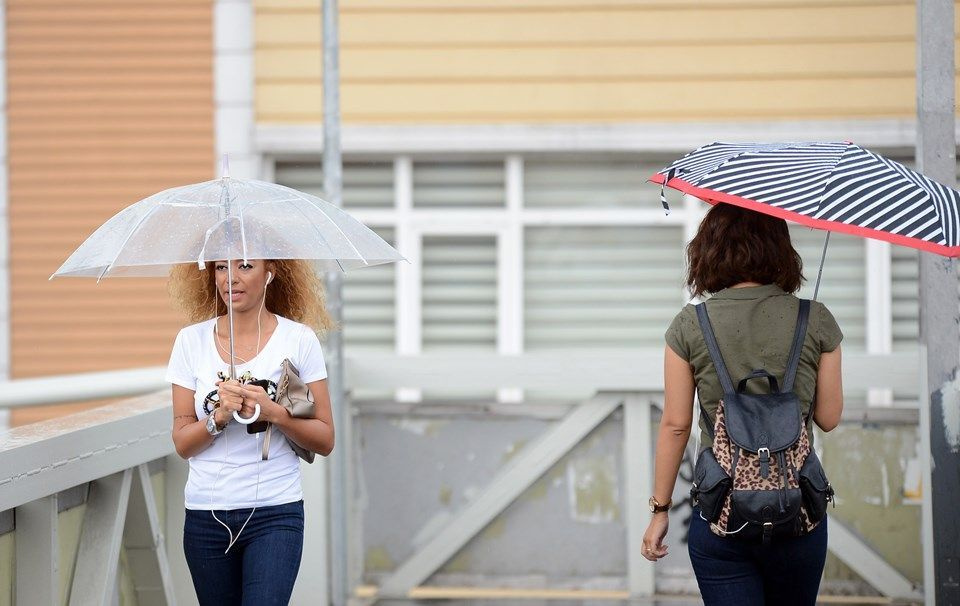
[{"left": 233, "top": 404, "right": 261, "bottom": 425}]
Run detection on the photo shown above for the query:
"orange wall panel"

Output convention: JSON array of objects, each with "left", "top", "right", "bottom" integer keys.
[{"left": 7, "top": 0, "right": 215, "bottom": 424}]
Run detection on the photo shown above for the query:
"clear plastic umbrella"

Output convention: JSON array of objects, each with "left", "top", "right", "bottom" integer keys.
[
  {"left": 52, "top": 174, "right": 403, "bottom": 279},
  {"left": 51, "top": 163, "right": 404, "bottom": 423}
]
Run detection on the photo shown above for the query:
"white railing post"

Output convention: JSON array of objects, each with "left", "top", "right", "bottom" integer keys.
[
  {"left": 70, "top": 469, "right": 132, "bottom": 606},
  {"left": 15, "top": 495, "right": 58, "bottom": 606},
  {"left": 623, "top": 392, "right": 655, "bottom": 597}
]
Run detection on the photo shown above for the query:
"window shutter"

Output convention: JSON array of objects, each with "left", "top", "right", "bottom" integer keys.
[
  {"left": 524, "top": 226, "right": 685, "bottom": 349},
  {"left": 275, "top": 161, "right": 396, "bottom": 352},
  {"left": 790, "top": 228, "right": 866, "bottom": 351},
  {"left": 274, "top": 160, "right": 393, "bottom": 208},
  {"left": 414, "top": 161, "right": 505, "bottom": 208},
  {"left": 524, "top": 157, "right": 660, "bottom": 208},
  {"left": 422, "top": 235, "right": 498, "bottom": 351},
  {"left": 891, "top": 246, "right": 919, "bottom": 352}
]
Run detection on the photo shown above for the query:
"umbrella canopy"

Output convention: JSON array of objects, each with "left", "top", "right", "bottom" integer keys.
[
  {"left": 52, "top": 176, "right": 404, "bottom": 279},
  {"left": 651, "top": 141, "right": 960, "bottom": 257}
]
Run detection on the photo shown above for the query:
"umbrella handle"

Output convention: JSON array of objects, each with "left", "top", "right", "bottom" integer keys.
[{"left": 233, "top": 404, "right": 261, "bottom": 425}]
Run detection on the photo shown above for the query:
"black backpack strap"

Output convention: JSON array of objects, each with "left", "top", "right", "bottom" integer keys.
[
  {"left": 695, "top": 303, "right": 736, "bottom": 440},
  {"left": 781, "top": 299, "right": 811, "bottom": 393},
  {"left": 695, "top": 303, "right": 736, "bottom": 394}
]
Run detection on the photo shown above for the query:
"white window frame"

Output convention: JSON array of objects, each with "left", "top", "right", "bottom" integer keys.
[{"left": 263, "top": 123, "right": 914, "bottom": 404}]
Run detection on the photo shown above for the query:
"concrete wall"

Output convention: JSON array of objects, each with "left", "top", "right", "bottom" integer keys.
[{"left": 356, "top": 404, "right": 922, "bottom": 594}]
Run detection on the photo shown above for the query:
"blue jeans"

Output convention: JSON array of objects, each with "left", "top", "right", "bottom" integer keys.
[
  {"left": 183, "top": 500, "right": 304, "bottom": 606},
  {"left": 688, "top": 509, "right": 828, "bottom": 606}
]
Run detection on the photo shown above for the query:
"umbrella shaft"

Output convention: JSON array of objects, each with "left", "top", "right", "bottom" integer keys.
[
  {"left": 228, "top": 261, "right": 237, "bottom": 380},
  {"left": 813, "top": 232, "right": 830, "bottom": 302}
]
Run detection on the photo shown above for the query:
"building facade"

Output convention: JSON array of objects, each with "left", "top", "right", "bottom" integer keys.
[{"left": 0, "top": 0, "right": 948, "bottom": 600}]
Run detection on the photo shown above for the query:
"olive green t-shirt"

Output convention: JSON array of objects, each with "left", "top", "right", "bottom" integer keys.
[{"left": 664, "top": 284, "right": 843, "bottom": 448}]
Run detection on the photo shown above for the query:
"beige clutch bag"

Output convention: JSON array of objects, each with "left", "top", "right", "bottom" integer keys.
[{"left": 261, "top": 358, "right": 316, "bottom": 463}]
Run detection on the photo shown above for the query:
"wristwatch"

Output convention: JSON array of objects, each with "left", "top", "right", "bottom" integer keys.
[
  {"left": 205, "top": 412, "right": 223, "bottom": 436},
  {"left": 649, "top": 496, "right": 671, "bottom": 514}
]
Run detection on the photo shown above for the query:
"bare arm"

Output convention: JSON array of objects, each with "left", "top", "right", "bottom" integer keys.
[
  {"left": 813, "top": 346, "right": 843, "bottom": 432},
  {"left": 237, "top": 379, "right": 335, "bottom": 457},
  {"left": 171, "top": 385, "right": 213, "bottom": 459},
  {"left": 642, "top": 345, "right": 696, "bottom": 561}
]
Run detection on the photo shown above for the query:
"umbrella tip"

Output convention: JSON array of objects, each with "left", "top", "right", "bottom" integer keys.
[{"left": 221, "top": 154, "right": 230, "bottom": 179}]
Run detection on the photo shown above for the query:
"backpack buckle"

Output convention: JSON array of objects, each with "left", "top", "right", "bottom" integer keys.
[{"left": 758, "top": 447, "right": 771, "bottom": 478}]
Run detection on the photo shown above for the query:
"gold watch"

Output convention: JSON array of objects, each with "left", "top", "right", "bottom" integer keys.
[{"left": 649, "top": 496, "right": 671, "bottom": 513}]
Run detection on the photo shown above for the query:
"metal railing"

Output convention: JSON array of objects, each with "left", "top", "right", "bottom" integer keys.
[{"left": 0, "top": 351, "right": 926, "bottom": 605}]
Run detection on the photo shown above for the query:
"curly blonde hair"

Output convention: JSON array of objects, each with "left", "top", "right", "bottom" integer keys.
[{"left": 168, "top": 259, "right": 334, "bottom": 334}]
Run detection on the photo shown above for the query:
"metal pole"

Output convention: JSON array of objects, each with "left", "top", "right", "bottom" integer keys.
[
  {"left": 916, "top": 1, "right": 960, "bottom": 603},
  {"left": 322, "top": 1, "right": 348, "bottom": 605}
]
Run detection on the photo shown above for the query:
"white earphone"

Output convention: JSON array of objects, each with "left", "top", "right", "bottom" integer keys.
[{"left": 266, "top": 271, "right": 273, "bottom": 285}]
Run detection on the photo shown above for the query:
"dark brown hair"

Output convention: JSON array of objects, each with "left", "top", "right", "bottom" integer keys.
[{"left": 686, "top": 203, "right": 804, "bottom": 297}]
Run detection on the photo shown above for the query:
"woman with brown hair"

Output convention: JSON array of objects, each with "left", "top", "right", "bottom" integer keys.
[
  {"left": 641, "top": 204, "right": 844, "bottom": 605},
  {"left": 166, "top": 259, "right": 335, "bottom": 605}
]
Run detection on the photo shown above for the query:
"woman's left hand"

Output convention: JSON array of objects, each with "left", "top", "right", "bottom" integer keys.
[
  {"left": 239, "top": 384, "right": 288, "bottom": 424},
  {"left": 641, "top": 514, "right": 670, "bottom": 562}
]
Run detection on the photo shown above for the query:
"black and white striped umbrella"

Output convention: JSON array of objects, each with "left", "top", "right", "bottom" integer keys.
[{"left": 651, "top": 141, "right": 960, "bottom": 257}]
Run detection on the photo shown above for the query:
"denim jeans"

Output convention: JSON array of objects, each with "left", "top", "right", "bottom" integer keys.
[
  {"left": 688, "top": 508, "right": 828, "bottom": 606},
  {"left": 183, "top": 500, "right": 304, "bottom": 606}
]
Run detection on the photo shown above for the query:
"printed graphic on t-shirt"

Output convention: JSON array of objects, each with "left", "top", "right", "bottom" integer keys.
[{"left": 202, "top": 369, "right": 278, "bottom": 415}]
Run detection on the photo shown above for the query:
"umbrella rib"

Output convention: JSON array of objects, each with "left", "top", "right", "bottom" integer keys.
[
  {"left": 95, "top": 204, "right": 164, "bottom": 281},
  {"left": 230, "top": 180, "right": 250, "bottom": 263},
  {"left": 250, "top": 180, "right": 368, "bottom": 267}
]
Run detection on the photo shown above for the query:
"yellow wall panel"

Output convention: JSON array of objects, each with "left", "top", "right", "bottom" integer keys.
[
  {"left": 258, "top": 0, "right": 911, "bottom": 10},
  {"left": 255, "top": 0, "right": 957, "bottom": 123},
  {"left": 258, "top": 42, "right": 917, "bottom": 81},
  {"left": 257, "top": 5, "right": 915, "bottom": 47},
  {"left": 335, "top": 0, "right": 908, "bottom": 8},
  {"left": 259, "top": 77, "right": 926, "bottom": 122}
]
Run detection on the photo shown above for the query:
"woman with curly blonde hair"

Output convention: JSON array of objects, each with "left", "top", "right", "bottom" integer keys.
[{"left": 165, "top": 258, "right": 334, "bottom": 605}]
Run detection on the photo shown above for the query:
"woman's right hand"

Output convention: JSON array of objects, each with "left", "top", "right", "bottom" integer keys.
[{"left": 215, "top": 379, "right": 244, "bottom": 426}]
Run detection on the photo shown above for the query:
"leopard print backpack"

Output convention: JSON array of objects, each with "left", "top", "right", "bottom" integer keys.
[{"left": 689, "top": 299, "right": 835, "bottom": 543}]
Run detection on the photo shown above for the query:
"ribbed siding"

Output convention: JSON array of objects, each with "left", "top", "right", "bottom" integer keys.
[
  {"left": 254, "top": 0, "right": 951, "bottom": 123},
  {"left": 8, "top": 0, "right": 213, "bottom": 424}
]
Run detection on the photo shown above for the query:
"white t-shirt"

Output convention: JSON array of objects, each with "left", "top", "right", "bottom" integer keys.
[{"left": 165, "top": 315, "right": 327, "bottom": 510}]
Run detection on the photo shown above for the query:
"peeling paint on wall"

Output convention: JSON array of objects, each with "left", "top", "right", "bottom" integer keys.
[
  {"left": 443, "top": 549, "right": 472, "bottom": 573},
  {"left": 822, "top": 425, "right": 923, "bottom": 583},
  {"left": 481, "top": 517, "right": 507, "bottom": 540},
  {"left": 438, "top": 484, "right": 452, "bottom": 506},
  {"left": 365, "top": 546, "right": 395, "bottom": 572},
  {"left": 566, "top": 454, "right": 620, "bottom": 523},
  {"left": 502, "top": 439, "right": 529, "bottom": 463},
  {"left": 389, "top": 418, "right": 449, "bottom": 437}
]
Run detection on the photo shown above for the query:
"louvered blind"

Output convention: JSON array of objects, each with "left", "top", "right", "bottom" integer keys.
[
  {"left": 524, "top": 157, "right": 666, "bottom": 208},
  {"left": 524, "top": 226, "right": 684, "bottom": 349},
  {"left": 342, "top": 227, "right": 396, "bottom": 352},
  {"left": 275, "top": 162, "right": 396, "bottom": 352},
  {"left": 422, "top": 235, "right": 498, "bottom": 352},
  {"left": 790, "top": 228, "right": 866, "bottom": 351},
  {"left": 413, "top": 161, "right": 504, "bottom": 208},
  {"left": 274, "top": 160, "right": 394, "bottom": 208},
  {"left": 891, "top": 246, "right": 919, "bottom": 352}
]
